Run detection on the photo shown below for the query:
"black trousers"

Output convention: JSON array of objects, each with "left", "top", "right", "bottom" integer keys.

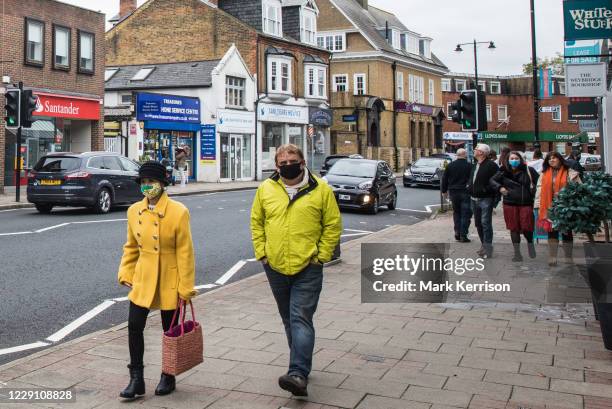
[{"left": 128, "top": 302, "right": 178, "bottom": 369}]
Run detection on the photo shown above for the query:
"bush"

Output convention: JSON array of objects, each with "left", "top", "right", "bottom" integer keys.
[{"left": 548, "top": 172, "right": 612, "bottom": 240}]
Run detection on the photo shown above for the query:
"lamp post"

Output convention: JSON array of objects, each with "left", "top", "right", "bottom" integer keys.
[{"left": 455, "top": 40, "right": 496, "bottom": 160}]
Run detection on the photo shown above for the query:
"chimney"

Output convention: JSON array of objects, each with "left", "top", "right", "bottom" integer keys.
[
  {"left": 355, "top": 0, "right": 368, "bottom": 9},
  {"left": 119, "top": 0, "right": 137, "bottom": 18}
]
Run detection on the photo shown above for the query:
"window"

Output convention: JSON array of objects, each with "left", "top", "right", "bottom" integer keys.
[
  {"left": 396, "top": 72, "right": 404, "bottom": 100},
  {"left": 226, "top": 76, "right": 246, "bottom": 107},
  {"left": 268, "top": 57, "right": 292, "bottom": 94},
  {"left": 486, "top": 104, "right": 492, "bottom": 122},
  {"left": 441, "top": 78, "right": 451, "bottom": 92},
  {"left": 478, "top": 80, "right": 486, "bottom": 92},
  {"left": 105, "top": 69, "right": 118, "bottom": 82},
  {"left": 455, "top": 79, "right": 466, "bottom": 92},
  {"left": 263, "top": 1, "right": 282, "bottom": 37},
  {"left": 120, "top": 157, "right": 140, "bottom": 172},
  {"left": 25, "top": 18, "right": 44, "bottom": 66},
  {"left": 305, "top": 65, "right": 327, "bottom": 99},
  {"left": 53, "top": 25, "right": 70, "bottom": 69},
  {"left": 408, "top": 75, "right": 424, "bottom": 103},
  {"left": 391, "top": 30, "right": 401, "bottom": 50},
  {"left": 87, "top": 157, "right": 104, "bottom": 169},
  {"left": 78, "top": 30, "right": 94, "bottom": 73},
  {"left": 301, "top": 9, "right": 317, "bottom": 45},
  {"left": 428, "top": 79, "right": 435, "bottom": 105},
  {"left": 406, "top": 34, "right": 419, "bottom": 54},
  {"left": 103, "top": 156, "right": 122, "bottom": 171},
  {"left": 354, "top": 73, "right": 366, "bottom": 96},
  {"left": 120, "top": 94, "right": 132, "bottom": 106},
  {"left": 409, "top": 75, "right": 415, "bottom": 102},
  {"left": 498, "top": 105, "right": 508, "bottom": 121},
  {"left": 446, "top": 102, "right": 453, "bottom": 119},
  {"left": 131, "top": 67, "right": 155, "bottom": 81},
  {"left": 333, "top": 74, "right": 348, "bottom": 92},
  {"left": 490, "top": 81, "right": 501, "bottom": 94},
  {"left": 421, "top": 39, "right": 431, "bottom": 58},
  {"left": 552, "top": 107, "right": 562, "bottom": 122},
  {"left": 559, "top": 82, "right": 566, "bottom": 95},
  {"left": 316, "top": 33, "right": 345, "bottom": 52}
]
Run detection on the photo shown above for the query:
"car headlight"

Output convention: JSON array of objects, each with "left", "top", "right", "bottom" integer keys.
[
  {"left": 404, "top": 168, "right": 412, "bottom": 176},
  {"left": 432, "top": 173, "right": 440, "bottom": 180},
  {"left": 359, "top": 181, "right": 373, "bottom": 190}
]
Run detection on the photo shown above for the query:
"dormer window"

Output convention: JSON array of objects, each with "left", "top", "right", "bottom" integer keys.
[
  {"left": 301, "top": 7, "right": 317, "bottom": 45},
  {"left": 391, "top": 30, "right": 401, "bottom": 50},
  {"left": 405, "top": 34, "right": 419, "bottom": 55},
  {"left": 263, "top": 0, "right": 282, "bottom": 37},
  {"left": 420, "top": 38, "right": 432, "bottom": 59}
]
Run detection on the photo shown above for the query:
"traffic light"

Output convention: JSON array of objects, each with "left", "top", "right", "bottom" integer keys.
[
  {"left": 460, "top": 90, "right": 477, "bottom": 132},
  {"left": 21, "top": 90, "right": 37, "bottom": 128},
  {"left": 450, "top": 99, "right": 462, "bottom": 124},
  {"left": 4, "top": 89, "right": 21, "bottom": 129},
  {"left": 476, "top": 90, "right": 487, "bottom": 132}
]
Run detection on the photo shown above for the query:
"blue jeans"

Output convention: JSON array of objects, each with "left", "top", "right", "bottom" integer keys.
[
  {"left": 264, "top": 263, "right": 323, "bottom": 379},
  {"left": 472, "top": 197, "right": 494, "bottom": 247},
  {"left": 449, "top": 191, "right": 472, "bottom": 238}
]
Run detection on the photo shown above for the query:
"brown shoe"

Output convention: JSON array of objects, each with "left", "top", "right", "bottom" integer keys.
[{"left": 278, "top": 374, "right": 308, "bottom": 396}]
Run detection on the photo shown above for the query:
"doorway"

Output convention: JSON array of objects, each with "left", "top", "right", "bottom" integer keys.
[{"left": 221, "top": 134, "right": 247, "bottom": 180}]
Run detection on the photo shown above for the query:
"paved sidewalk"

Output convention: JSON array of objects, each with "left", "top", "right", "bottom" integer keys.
[
  {"left": 0, "top": 181, "right": 260, "bottom": 210},
  {"left": 0, "top": 213, "right": 610, "bottom": 409}
]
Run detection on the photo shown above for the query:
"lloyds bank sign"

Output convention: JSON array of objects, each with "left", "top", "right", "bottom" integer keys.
[{"left": 564, "top": 0, "right": 612, "bottom": 41}]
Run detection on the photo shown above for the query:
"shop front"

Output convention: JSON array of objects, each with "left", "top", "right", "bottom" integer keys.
[
  {"left": 478, "top": 131, "right": 589, "bottom": 155},
  {"left": 3, "top": 92, "right": 101, "bottom": 187},
  {"left": 258, "top": 103, "right": 309, "bottom": 179},
  {"left": 308, "top": 107, "right": 332, "bottom": 172},
  {"left": 213, "top": 109, "right": 256, "bottom": 182},
  {"left": 136, "top": 92, "right": 201, "bottom": 181}
]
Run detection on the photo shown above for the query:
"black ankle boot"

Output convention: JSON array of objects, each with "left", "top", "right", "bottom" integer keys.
[
  {"left": 120, "top": 364, "right": 145, "bottom": 400},
  {"left": 512, "top": 244, "right": 523, "bottom": 262},
  {"left": 527, "top": 242, "right": 537, "bottom": 259},
  {"left": 155, "top": 373, "right": 176, "bottom": 396}
]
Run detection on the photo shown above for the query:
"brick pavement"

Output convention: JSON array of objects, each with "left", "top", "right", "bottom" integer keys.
[{"left": 0, "top": 212, "right": 610, "bottom": 408}]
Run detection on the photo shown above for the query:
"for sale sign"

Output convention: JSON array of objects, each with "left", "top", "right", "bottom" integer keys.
[{"left": 565, "top": 63, "right": 607, "bottom": 97}]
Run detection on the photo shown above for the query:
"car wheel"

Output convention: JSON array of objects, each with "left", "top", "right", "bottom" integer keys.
[
  {"left": 388, "top": 192, "right": 397, "bottom": 210},
  {"left": 94, "top": 188, "right": 112, "bottom": 214},
  {"left": 35, "top": 204, "right": 53, "bottom": 214},
  {"left": 368, "top": 196, "right": 379, "bottom": 215}
]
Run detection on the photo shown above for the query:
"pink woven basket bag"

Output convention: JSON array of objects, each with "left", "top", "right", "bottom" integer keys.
[{"left": 162, "top": 299, "right": 203, "bottom": 376}]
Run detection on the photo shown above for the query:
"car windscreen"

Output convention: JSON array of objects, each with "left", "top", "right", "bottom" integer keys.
[
  {"left": 326, "top": 157, "right": 345, "bottom": 168},
  {"left": 414, "top": 158, "right": 444, "bottom": 168},
  {"left": 34, "top": 157, "right": 81, "bottom": 172},
  {"left": 328, "top": 161, "right": 377, "bottom": 178}
]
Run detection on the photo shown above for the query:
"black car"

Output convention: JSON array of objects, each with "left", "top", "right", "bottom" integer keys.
[
  {"left": 403, "top": 156, "right": 448, "bottom": 187},
  {"left": 324, "top": 159, "right": 397, "bottom": 214},
  {"left": 319, "top": 154, "right": 363, "bottom": 176},
  {"left": 27, "top": 152, "right": 142, "bottom": 214}
]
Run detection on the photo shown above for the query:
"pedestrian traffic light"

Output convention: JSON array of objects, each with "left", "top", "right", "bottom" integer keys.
[
  {"left": 4, "top": 89, "right": 21, "bottom": 129},
  {"left": 460, "top": 90, "right": 477, "bottom": 132},
  {"left": 450, "top": 99, "right": 463, "bottom": 124},
  {"left": 21, "top": 90, "right": 37, "bottom": 128}
]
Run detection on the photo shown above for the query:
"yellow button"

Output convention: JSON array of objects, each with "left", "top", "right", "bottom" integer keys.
[{"left": 153, "top": 236, "right": 158, "bottom": 240}]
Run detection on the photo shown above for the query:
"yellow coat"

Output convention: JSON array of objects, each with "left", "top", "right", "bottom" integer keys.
[{"left": 118, "top": 192, "right": 196, "bottom": 310}]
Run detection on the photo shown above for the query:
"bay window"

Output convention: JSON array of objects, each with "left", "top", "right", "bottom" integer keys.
[{"left": 268, "top": 57, "right": 292, "bottom": 94}]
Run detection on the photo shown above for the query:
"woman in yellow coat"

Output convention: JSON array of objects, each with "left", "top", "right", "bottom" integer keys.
[{"left": 117, "top": 161, "right": 196, "bottom": 400}]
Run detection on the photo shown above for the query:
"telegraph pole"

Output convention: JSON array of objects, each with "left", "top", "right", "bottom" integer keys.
[{"left": 15, "top": 81, "right": 23, "bottom": 203}]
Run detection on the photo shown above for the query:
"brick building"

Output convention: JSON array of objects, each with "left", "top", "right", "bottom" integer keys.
[
  {"left": 106, "top": 0, "right": 332, "bottom": 179},
  {"left": 317, "top": 0, "right": 448, "bottom": 170},
  {"left": 0, "top": 0, "right": 105, "bottom": 192},
  {"left": 441, "top": 73, "right": 599, "bottom": 155}
]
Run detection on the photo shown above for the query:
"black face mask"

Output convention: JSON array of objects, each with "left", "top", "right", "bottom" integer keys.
[{"left": 279, "top": 163, "right": 303, "bottom": 180}]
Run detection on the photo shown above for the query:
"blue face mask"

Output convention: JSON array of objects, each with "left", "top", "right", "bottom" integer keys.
[{"left": 509, "top": 159, "right": 521, "bottom": 168}]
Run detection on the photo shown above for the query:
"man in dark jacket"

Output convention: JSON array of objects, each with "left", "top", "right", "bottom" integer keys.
[
  {"left": 468, "top": 144, "right": 499, "bottom": 258},
  {"left": 442, "top": 149, "right": 472, "bottom": 243}
]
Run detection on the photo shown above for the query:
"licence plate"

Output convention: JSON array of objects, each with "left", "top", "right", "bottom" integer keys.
[
  {"left": 339, "top": 194, "right": 351, "bottom": 201},
  {"left": 40, "top": 179, "right": 61, "bottom": 186},
  {"left": 416, "top": 177, "right": 428, "bottom": 182}
]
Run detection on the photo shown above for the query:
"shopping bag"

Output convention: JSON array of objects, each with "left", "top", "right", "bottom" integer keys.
[{"left": 161, "top": 299, "right": 203, "bottom": 376}]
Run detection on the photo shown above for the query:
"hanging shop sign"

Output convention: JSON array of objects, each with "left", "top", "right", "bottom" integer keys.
[
  {"left": 569, "top": 97, "right": 599, "bottom": 120},
  {"left": 308, "top": 108, "right": 333, "bottom": 127},
  {"left": 394, "top": 101, "right": 435, "bottom": 116},
  {"left": 565, "top": 63, "right": 607, "bottom": 97},
  {"left": 564, "top": 0, "right": 612, "bottom": 41}
]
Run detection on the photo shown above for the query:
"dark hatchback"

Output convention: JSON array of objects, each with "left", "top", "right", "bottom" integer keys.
[
  {"left": 27, "top": 152, "right": 142, "bottom": 214},
  {"left": 403, "top": 156, "right": 449, "bottom": 187},
  {"left": 324, "top": 159, "right": 397, "bottom": 214},
  {"left": 319, "top": 154, "right": 364, "bottom": 176}
]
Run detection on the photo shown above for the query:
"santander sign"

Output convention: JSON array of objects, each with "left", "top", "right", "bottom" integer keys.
[{"left": 33, "top": 93, "right": 101, "bottom": 120}]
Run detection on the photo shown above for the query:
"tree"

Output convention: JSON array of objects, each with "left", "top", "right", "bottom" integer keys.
[{"left": 522, "top": 52, "right": 564, "bottom": 76}]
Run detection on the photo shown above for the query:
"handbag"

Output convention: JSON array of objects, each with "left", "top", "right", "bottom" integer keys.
[
  {"left": 536, "top": 218, "right": 553, "bottom": 233},
  {"left": 162, "top": 299, "right": 204, "bottom": 376}
]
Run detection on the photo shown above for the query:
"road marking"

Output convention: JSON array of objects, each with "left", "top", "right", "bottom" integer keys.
[
  {"left": 194, "top": 284, "right": 218, "bottom": 290},
  {"left": 218, "top": 207, "right": 224, "bottom": 210},
  {"left": 35, "top": 223, "right": 70, "bottom": 233},
  {"left": 72, "top": 219, "right": 127, "bottom": 225},
  {"left": 344, "top": 228, "right": 373, "bottom": 234},
  {"left": 0, "top": 231, "right": 33, "bottom": 236},
  {"left": 215, "top": 260, "right": 247, "bottom": 285},
  {"left": 359, "top": 222, "right": 367, "bottom": 224},
  {"left": 396, "top": 208, "right": 431, "bottom": 213},
  {"left": 111, "top": 296, "right": 129, "bottom": 302},
  {"left": 0, "top": 342, "right": 50, "bottom": 356},
  {"left": 46, "top": 300, "right": 115, "bottom": 343},
  {"left": 246, "top": 258, "right": 258, "bottom": 262},
  {"left": 0, "top": 208, "right": 29, "bottom": 213},
  {"left": 240, "top": 209, "right": 246, "bottom": 212},
  {"left": 341, "top": 232, "right": 371, "bottom": 238}
]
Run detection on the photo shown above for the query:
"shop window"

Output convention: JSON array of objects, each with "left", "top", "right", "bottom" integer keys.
[
  {"left": 225, "top": 76, "right": 246, "bottom": 108},
  {"left": 53, "top": 25, "right": 70, "bottom": 70},
  {"left": 333, "top": 74, "right": 348, "bottom": 92},
  {"left": 354, "top": 73, "right": 366, "bottom": 96},
  {"left": 305, "top": 65, "right": 326, "bottom": 99},
  {"left": 78, "top": 30, "right": 94, "bottom": 74},
  {"left": 262, "top": 123, "right": 283, "bottom": 170},
  {"left": 25, "top": 18, "right": 44, "bottom": 66}
]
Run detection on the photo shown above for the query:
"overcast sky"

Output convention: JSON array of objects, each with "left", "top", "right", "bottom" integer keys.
[{"left": 61, "top": 0, "right": 565, "bottom": 75}]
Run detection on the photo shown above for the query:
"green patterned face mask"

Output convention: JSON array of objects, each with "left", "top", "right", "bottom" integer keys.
[{"left": 141, "top": 182, "right": 163, "bottom": 200}]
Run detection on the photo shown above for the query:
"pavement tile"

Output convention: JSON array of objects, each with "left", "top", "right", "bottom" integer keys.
[
  {"left": 315, "top": 329, "right": 345, "bottom": 340},
  {"left": 387, "top": 336, "right": 441, "bottom": 352},
  {"left": 551, "top": 379, "right": 612, "bottom": 399},
  {"left": 299, "top": 384, "right": 366, "bottom": 408},
  {"left": 520, "top": 362, "right": 584, "bottom": 381},
  {"left": 494, "top": 349, "right": 553, "bottom": 365},
  {"left": 452, "top": 326, "right": 504, "bottom": 340},
  {"left": 423, "top": 363, "right": 485, "bottom": 381},
  {"left": 221, "top": 348, "right": 280, "bottom": 364},
  {"left": 227, "top": 362, "right": 286, "bottom": 380},
  {"left": 339, "top": 374, "right": 409, "bottom": 398},
  {"left": 84, "top": 344, "right": 127, "bottom": 360},
  {"left": 472, "top": 338, "right": 526, "bottom": 351},
  {"left": 139, "top": 384, "right": 227, "bottom": 408},
  {"left": 556, "top": 338, "right": 608, "bottom": 352},
  {"left": 586, "top": 369, "right": 612, "bottom": 385},
  {"left": 233, "top": 376, "right": 291, "bottom": 398},
  {"left": 459, "top": 357, "right": 519, "bottom": 373},
  {"left": 443, "top": 377, "right": 512, "bottom": 400},
  {"left": 323, "top": 355, "right": 395, "bottom": 379},
  {"left": 484, "top": 369, "right": 549, "bottom": 389},
  {"left": 326, "top": 321, "right": 377, "bottom": 334},
  {"left": 382, "top": 365, "right": 448, "bottom": 389},
  {"left": 526, "top": 342, "right": 585, "bottom": 358},
  {"left": 511, "top": 386, "right": 583, "bottom": 409},
  {"left": 350, "top": 343, "right": 407, "bottom": 360},
  {"left": 467, "top": 395, "right": 510, "bottom": 409},
  {"left": 308, "top": 371, "right": 349, "bottom": 388},
  {"left": 407, "top": 318, "right": 458, "bottom": 335},
  {"left": 337, "top": 331, "right": 391, "bottom": 346},
  {"left": 204, "top": 345, "right": 234, "bottom": 359},
  {"left": 17, "top": 368, "right": 91, "bottom": 389},
  {"left": 420, "top": 332, "right": 473, "bottom": 347},
  {"left": 179, "top": 370, "right": 247, "bottom": 390},
  {"left": 403, "top": 350, "right": 462, "bottom": 366},
  {"left": 403, "top": 385, "right": 472, "bottom": 407},
  {"left": 554, "top": 357, "right": 612, "bottom": 373},
  {"left": 584, "top": 395, "right": 612, "bottom": 409},
  {"left": 355, "top": 395, "right": 430, "bottom": 409},
  {"left": 437, "top": 344, "right": 495, "bottom": 359},
  {"left": 413, "top": 310, "right": 464, "bottom": 323},
  {"left": 313, "top": 338, "right": 358, "bottom": 353}
]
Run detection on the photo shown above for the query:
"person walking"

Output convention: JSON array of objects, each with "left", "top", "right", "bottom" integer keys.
[
  {"left": 491, "top": 151, "right": 540, "bottom": 262},
  {"left": 535, "top": 152, "right": 581, "bottom": 266},
  {"left": 441, "top": 148, "right": 473, "bottom": 243},
  {"left": 175, "top": 146, "right": 189, "bottom": 187},
  {"left": 250, "top": 144, "right": 342, "bottom": 397},
  {"left": 468, "top": 143, "right": 499, "bottom": 258},
  {"left": 528, "top": 149, "right": 544, "bottom": 174},
  {"left": 117, "top": 161, "right": 196, "bottom": 400}
]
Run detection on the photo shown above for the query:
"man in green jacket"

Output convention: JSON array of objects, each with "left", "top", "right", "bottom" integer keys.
[{"left": 251, "top": 144, "right": 342, "bottom": 397}]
